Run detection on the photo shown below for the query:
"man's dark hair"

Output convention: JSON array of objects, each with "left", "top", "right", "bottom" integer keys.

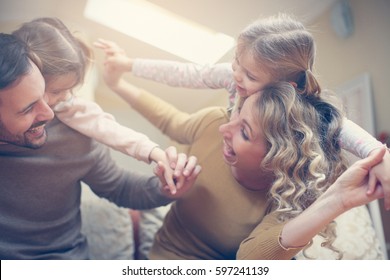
[{"left": 0, "top": 33, "right": 32, "bottom": 89}]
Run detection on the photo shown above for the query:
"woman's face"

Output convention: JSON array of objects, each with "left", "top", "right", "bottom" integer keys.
[
  {"left": 232, "top": 45, "right": 273, "bottom": 98},
  {"left": 219, "top": 92, "right": 269, "bottom": 185},
  {"left": 45, "top": 73, "right": 78, "bottom": 109}
]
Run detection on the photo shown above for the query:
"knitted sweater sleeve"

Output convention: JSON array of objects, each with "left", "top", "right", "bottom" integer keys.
[
  {"left": 132, "top": 88, "right": 226, "bottom": 145},
  {"left": 82, "top": 140, "right": 173, "bottom": 210},
  {"left": 236, "top": 212, "right": 302, "bottom": 260}
]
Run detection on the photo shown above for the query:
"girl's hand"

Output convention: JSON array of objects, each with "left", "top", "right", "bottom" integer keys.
[
  {"left": 154, "top": 160, "right": 201, "bottom": 199},
  {"left": 94, "top": 38, "right": 127, "bottom": 56},
  {"left": 367, "top": 147, "right": 390, "bottom": 210},
  {"left": 331, "top": 146, "right": 386, "bottom": 211},
  {"left": 93, "top": 39, "right": 133, "bottom": 89},
  {"left": 164, "top": 146, "right": 198, "bottom": 178},
  {"left": 150, "top": 146, "right": 201, "bottom": 195}
]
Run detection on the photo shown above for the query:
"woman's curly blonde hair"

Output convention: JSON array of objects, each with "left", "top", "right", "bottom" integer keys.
[{"left": 254, "top": 82, "right": 348, "bottom": 259}]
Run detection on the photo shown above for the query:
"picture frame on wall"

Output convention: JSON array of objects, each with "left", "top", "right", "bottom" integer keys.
[{"left": 336, "top": 72, "right": 375, "bottom": 135}]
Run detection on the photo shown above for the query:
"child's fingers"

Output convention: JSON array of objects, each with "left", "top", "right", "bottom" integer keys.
[
  {"left": 94, "top": 39, "right": 125, "bottom": 56},
  {"left": 366, "top": 170, "right": 378, "bottom": 195},
  {"left": 161, "top": 163, "right": 177, "bottom": 195},
  {"left": 93, "top": 39, "right": 111, "bottom": 50},
  {"left": 96, "top": 38, "right": 115, "bottom": 49},
  {"left": 97, "top": 38, "right": 110, "bottom": 44},
  {"left": 154, "top": 163, "right": 171, "bottom": 193},
  {"left": 165, "top": 146, "right": 178, "bottom": 169},
  {"left": 166, "top": 180, "right": 177, "bottom": 195},
  {"left": 92, "top": 41, "right": 104, "bottom": 49},
  {"left": 361, "top": 146, "right": 386, "bottom": 170},
  {"left": 357, "top": 146, "right": 386, "bottom": 196},
  {"left": 153, "top": 162, "right": 163, "bottom": 177},
  {"left": 174, "top": 174, "right": 185, "bottom": 191},
  {"left": 156, "top": 161, "right": 176, "bottom": 195},
  {"left": 93, "top": 42, "right": 115, "bottom": 56}
]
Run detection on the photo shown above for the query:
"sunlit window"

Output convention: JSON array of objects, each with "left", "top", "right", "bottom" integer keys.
[{"left": 84, "top": 0, "right": 235, "bottom": 64}]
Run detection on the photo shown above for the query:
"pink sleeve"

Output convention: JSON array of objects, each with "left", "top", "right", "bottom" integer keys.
[
  {"left": 340, "top": 118, "right": 383, "bottom": 158},
  {"left": 132, "top": 59, "right": 237, "bottom": 106},
  {"left": 55, "top": 97, "right": 158, "bottom": 163}
]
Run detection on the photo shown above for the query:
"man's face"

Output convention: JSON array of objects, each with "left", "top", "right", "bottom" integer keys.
[{"left": 0, "top": 61, "right": 54, "bottom": 149}]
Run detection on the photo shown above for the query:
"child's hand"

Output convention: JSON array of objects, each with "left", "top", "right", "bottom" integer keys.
[
  {"left": 154, "top": 160, "right": 201, "bottom": 199},
  {"left": 150, "top": 146, "right": 201, "bottom": 195},
  {"left": 149, "top": 147, "right": 177, "bottom": 194},
  {"left": 367, "top": 146, "right": 390, "bottom": 210},
  {"left": 94, "top": 39, "right": 132, "bottom": 71},
  {"left": 330, "top": 146, "right": 386, "bottom": 211},
  {"left": 164, "top": 146, "right": 199, "bottom": 178},
  {"left": 93, "top": 39, "right": 133, "bottom": 89}
]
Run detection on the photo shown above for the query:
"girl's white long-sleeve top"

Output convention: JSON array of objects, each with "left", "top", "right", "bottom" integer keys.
[{"left": 55, "top": 97, "right": 158, "bottom": 163}]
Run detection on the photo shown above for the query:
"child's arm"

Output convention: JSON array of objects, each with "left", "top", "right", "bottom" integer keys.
[
  {"left": 132, "top": 59, "right": 235, "bottom": 91},
  {"left": 340, "top": 118, "right": 390, "bottom": 209},
  {"left": 340, "top": 118, "right": 383, "bottom": 158},
  {"left": 55, "top": 97, "right": 158, "bottom": 163},
  {"left": 55, "top": 97, "right": 181, "bottom": 194},
  {"left": 94, "top": 39, "right": 236, "bottom": 103}
]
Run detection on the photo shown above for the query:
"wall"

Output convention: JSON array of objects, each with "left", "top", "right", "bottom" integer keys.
[
  {"left": 312, "top": 0, "right": 390, "bottom": 136},
  {"left": 310, "top": 0, "right": 390, "bottom": 258}
]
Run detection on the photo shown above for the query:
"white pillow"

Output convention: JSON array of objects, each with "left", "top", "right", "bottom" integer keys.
[{"left": 295, "top": 205, "right": 384, "bottom": 260}]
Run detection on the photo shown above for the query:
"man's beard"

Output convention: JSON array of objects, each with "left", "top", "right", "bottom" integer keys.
[{"left": 0, "top": 119, "right": 48, "bottom": 149}]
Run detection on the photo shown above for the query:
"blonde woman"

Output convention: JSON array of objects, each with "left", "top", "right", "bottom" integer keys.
[{"left": 98, "top": 50, "right": 387, "bottom": 258}]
